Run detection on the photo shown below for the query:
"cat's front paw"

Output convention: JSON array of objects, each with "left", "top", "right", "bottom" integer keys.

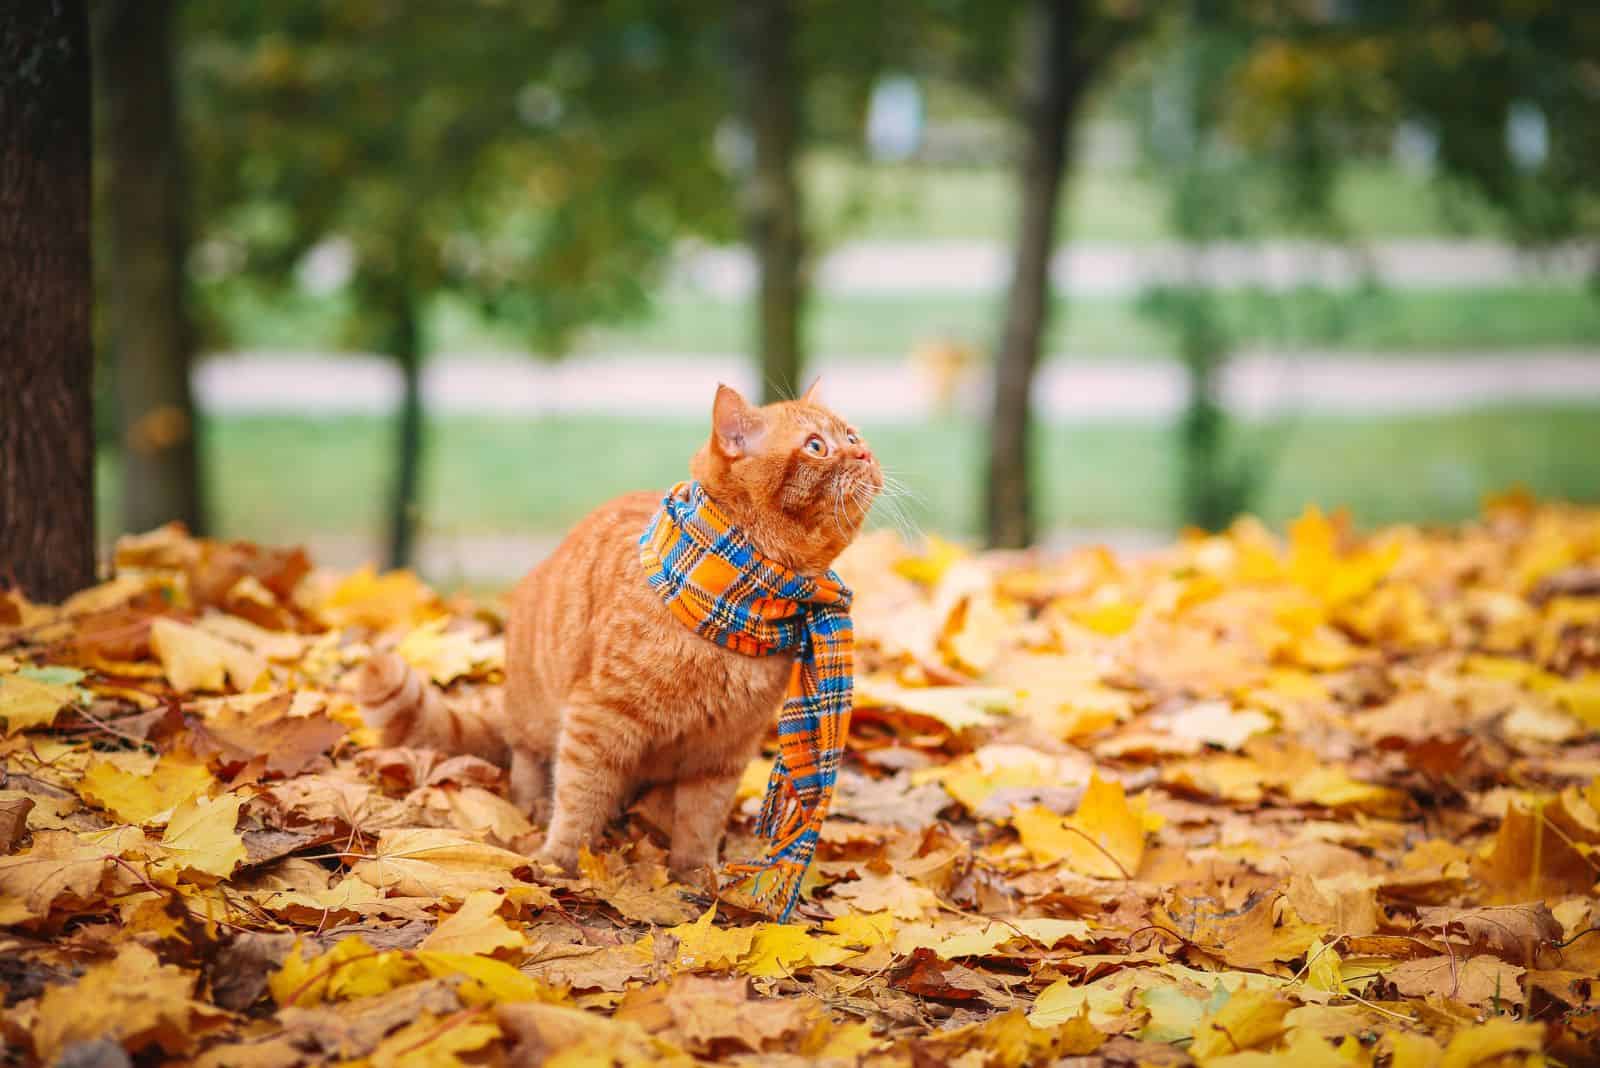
[
  {"left": 668, "top": 851, "right": 719, "bottom": 895},
  {"left": 536, "top": 842, "right": 579, "bottom": 874}
]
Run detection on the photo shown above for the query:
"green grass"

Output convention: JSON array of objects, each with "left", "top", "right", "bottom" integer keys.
[
  {"left": 99, "top": 407, "right": 1600, "bottom": 549},
  {"left": 803, "top": 157, "right": 1505, "bottom": 243}
]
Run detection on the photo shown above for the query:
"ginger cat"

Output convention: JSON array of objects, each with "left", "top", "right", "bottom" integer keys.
[
  {"left": 505, "top": 383, "right": 879, "bottom": 876},
  {"left": 354, "top": 384, "right": 880, "bottom": 876}
]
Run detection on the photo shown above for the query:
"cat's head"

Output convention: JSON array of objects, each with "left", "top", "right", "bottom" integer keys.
[{"left": 689, "top": 382, "right": 882, "bottom": 575}]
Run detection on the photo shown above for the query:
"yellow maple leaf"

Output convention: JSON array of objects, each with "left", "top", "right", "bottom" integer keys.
[
  {"left": 419, "top": 889, "right": 528, "bottom": 956},
  {"left": 159, "top": 793, "right": 247, "bottom": 878},
  {"left": 1189, "top": 989, "right": 1293, "bottom": 1061},
  {"left": 1438, "top": 1017, "right": 1543, "bottom": 1068},
  {"left": 317, "top": 564, "right": 441, "bottom": 630},
  {"left": 368, "top": 1010, "right": 502, "bottom": 1068},
  {"left": 739, "top": 924, "right": 854, "bottom": 978},
  {"left": 1028, "top": 970, "right": 1149, "bottom": 1031},
  {"left": 0, "top": 673, "right": 78, "bottom": 735},
  {"left": 893, "top": 535, "right": 967, "bottom": 586},
  {"left": 414, "top": 952, "right": 560, "bottom": 1006},
  {"left": 1013, "top": 775, "right": 1149, "bottom": 879},
  {"left": 854, "top": 675, "right": 1015, "bottom": 731},
  {"left": 150, "top": 616, "right": 266, "bottom": 693},
  {"left": 925, "top": 918, "right": 1091, "bottom": 959},
  {"left": 1536, "top": 671, "right": 1600, "bottom": 728},
  {"left": 643, "top": 905, "right": 758, "bottom": 970},
  {"left": 32, "top": 944, "right": 228, "bottom": 1064},
  {"left": 397, "top": 617, "right": 503, "bottom": 685},
  {"left": 79, "top": 754, "right": 215, "bottom": 825},
  {"left": 1383, "top": 1031, "right": 1444, "bottom": 1068},
  {"left": 1287, "top": 767, "right": 1409, "bottom": 816},
  {"left": 824, "top": 910, "right": 897, "bottom": 948},
  {"left": 270, "top": 935, "right": 417, "bottom": 1007}
]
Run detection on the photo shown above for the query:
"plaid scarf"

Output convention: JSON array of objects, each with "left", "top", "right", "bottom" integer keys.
[{"left": 639, "top": 480, "right": 853, "bottom": 921}]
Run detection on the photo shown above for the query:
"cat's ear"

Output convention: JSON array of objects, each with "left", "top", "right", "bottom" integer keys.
[
  {"left": 800, "top": 377, "right": 823, "bottom": 405},
  {"left": 712, "top": 383, "right": 765, "bottom": 458}
]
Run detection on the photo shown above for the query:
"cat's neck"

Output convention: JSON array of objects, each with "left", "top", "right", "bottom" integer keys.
[{"left": 694, "top": 480, "right": 843, "bottom": 578}]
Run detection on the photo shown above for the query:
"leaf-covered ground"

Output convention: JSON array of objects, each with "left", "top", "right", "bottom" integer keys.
[{"left": 2, "top": 495, "right": 1598, "bottom": 1067}]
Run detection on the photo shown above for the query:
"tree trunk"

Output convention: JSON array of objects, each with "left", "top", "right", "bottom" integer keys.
[
  {"left": 92, "top": 0, "right": 204, "bottom": 536},
  {"left": 0, "top": 1, "right": 97, "bottom": 601},
  {"left": 984, "top": 0, "right": 1083, "bottom": 549},
  {"left": 738, "top": 0, "right": 806, "bottom": 404},
  {"left": 385, "top": 290, "right": 423, "bottom": 570}
]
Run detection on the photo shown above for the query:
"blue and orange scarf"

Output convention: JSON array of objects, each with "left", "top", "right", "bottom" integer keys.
[{"left": 639, "top": 480, "right": 853, "bottom": 921}]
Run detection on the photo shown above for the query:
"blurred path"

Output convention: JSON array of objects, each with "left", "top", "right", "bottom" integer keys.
[
  {"left": 681, "top": 238, "right": 1595, "bottom": 296},
  {"left": 198, "top": 348, "right": 1600, "bottom": 422}
]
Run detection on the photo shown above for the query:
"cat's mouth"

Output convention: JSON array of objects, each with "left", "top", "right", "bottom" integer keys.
[{"left": 840, "top": 465, "right": 882, "bottom": 523}]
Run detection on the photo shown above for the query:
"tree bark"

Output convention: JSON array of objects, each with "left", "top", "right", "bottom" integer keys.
[
  {"left": 737, "top": 0, "right": 806, "bottom": 403},
  {"left": 0, "top": 1, "right": 97, "bottom": 601},
  {"left": 384, "top": 289, "right": 423, "bottom": 570},
  {"left": 984, "top": 0, "right": 1083, "bottom": 549},
  {"left": 92, "top": 0, "right": 204, "bottom": 536}
]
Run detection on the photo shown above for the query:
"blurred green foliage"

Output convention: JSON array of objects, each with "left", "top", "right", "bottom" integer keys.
[{"left": 182, "top": 0, "right": 736, "bottom": 356}]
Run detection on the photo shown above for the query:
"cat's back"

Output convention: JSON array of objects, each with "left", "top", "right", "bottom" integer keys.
[
  {"left": 509, "top": 488, "right": 658, "bottom": 633},
  {"left": 504, "top": 490, "right": 662, "bottom": 726}
]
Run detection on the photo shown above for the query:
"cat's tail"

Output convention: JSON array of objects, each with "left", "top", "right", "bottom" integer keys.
[
  {"left": 349, "top": 652, "right": 445, "bottom": 749},
  {"left": 349, "top": 652, "right": 512, "bottom": 765}
]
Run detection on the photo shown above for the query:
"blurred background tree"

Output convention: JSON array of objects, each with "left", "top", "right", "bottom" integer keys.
[
  {"left": 183, "top": 1, "right": 733, "bottom": 566},
  {"left": 93, "top": 0, "right": 205, "bottom": 537}
]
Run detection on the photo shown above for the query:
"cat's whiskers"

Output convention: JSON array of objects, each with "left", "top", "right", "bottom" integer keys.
[{"left": 869, "top": 465, "right": 926, "bottom": 545}]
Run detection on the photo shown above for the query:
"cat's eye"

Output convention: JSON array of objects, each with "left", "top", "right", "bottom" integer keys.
[
  {"left": 804, "top": 435, "right": 828, "bottom": 457},
  {"left": 846, "top": 432, "right": 859, "bottom": 445}
]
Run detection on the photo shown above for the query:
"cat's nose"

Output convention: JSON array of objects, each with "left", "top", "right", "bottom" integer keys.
[{"left": 852, "top": 445, "right": 874, "bottom": 464}]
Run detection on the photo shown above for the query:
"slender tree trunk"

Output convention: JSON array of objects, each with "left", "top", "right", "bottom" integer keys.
[
  {"left": 984, "top": 0, "right": 1083, "bottom": 549},
  {"left": 92, "top": 0, "right": 204, "bottom": 536},
  {"left": 385, "top": 289, "right": 423, "bottom": 570},
  {"left": 0, "top": 1, "right": 97, "bottom": 601},
  {"left": 738, "top": 0, "right": 806, "bottom": 403}
]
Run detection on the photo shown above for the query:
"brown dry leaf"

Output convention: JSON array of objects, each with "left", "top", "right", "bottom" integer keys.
[
  {"left": 0, "top": 826, "right": 144, "bottom": 924},
  {"left": 1385, "top": 953, "right": 1526, "bottom": 1008},
  {"left": 190, "top": 695, "right": 347, "bottom": 777},
  {"left": 828, "top": 870, "right": 939, "bottom": 919},
  {"left": 615, "top": 974, "right": 813, "bottom": 1055},
  {"left": 1414, "top": 903, "right": 1563, "bottom": 966},
  {"left": 1476, "top": 795, "right": 1600, "bottom": 900},
  {"left": 352, "top": 827, "right": 535, "bottom": 901}
]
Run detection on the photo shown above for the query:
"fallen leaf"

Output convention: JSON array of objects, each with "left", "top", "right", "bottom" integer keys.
[
  {"left": 160, "top": 792, "right": 248, "bottom": 878},
  {"left": 353, "top": 828, "right": 534, "bottom": 900},
  {"left": 79, "top": 754, "right": 216, "bottom": 825},
  {"left": 1385, "top": 954, "right": 1525, "bottom": 1008},
  {"left": 0, "top": 672, "right": 79, "bottom": 734},
  {"left": 1013, "top": 774, "right": 1148, "bottom": 878},
  {"left": 150, "top": 616, "right": 267, "bottom": 693},
  {"left": 419, "top": 890, "right": 528, "bottom": 956},
  {"left": 32, "top": 944, "right": 229, "bottom": 1064}
]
